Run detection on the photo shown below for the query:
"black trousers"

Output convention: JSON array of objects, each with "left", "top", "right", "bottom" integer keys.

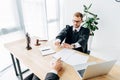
[{"left": 24, "top": 73, "right": 40, "bottom": 80}]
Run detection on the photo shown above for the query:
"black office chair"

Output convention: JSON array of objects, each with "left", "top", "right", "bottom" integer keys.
[
  {"left": 86, "top": 50, "right": 90, "bottom": 55},
  {"left": 85, "top": 44, "right": 90, "bottom": 55}
]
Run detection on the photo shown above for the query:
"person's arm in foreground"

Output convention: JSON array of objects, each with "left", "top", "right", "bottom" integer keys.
[{"left": 45, "top": 58, "right": 63, "bottom": 80}]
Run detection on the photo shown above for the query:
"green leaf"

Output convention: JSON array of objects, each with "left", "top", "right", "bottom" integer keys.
[
  {"left": 96, "top": 18, "right": 100, "bottom": 20},
  {"left": 95, "top": 26, "right": 99, "bottom": 30},
  {"left": 94, "top": 21, "right": 98, "bottom": 25},
  {"left": 83, "top": 5, "right": 87, "bottom": 11},
  {"left": 88, "top": 4, "right": 92, "bottom": 10},
  {"left": 91, "top": 32, "right": 94, "bottom": 35}
]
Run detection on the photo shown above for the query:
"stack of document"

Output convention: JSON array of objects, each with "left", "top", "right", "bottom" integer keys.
[
  {"left": 53, "top": 49, "right": 89, "bottom": 65},
  {"left": 39, "top": 46, "right": 55, "bottom": 56}
]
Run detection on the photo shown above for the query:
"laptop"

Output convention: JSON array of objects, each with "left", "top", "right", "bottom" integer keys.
[{"left": 73, "top": 60, "right": 117, "bottom": 80}]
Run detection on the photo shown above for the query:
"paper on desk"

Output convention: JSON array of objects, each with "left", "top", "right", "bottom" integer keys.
[
  {"left": 53, "top": 48, "right": 74, "bottom": 61},
  {"left": 65, "top": 53, "right": 89, "bottom": 65},
  {"left": 39, "top": 46, "right": 55, "bottom": 56},
  {"left": 53, "top": 48, "right": 89, "bottom": 65}
]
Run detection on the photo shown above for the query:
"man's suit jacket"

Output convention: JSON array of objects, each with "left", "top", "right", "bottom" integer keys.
[
  {"left": 45, "top": 73, "right": 59, "bottom": 80},
  {"left": 25, "top": 73, "right": 59, "bottom": 80},
  {"left": 56, "top": 25, "right": 90, "bottom": 53}
]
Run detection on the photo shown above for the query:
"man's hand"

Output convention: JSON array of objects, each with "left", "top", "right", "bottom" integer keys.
[
  {"left": 55, "top": 41, "right": 61, "bottom": 47},
  {"left": 62, "top": 43, "right": 74, "bottom": 49},
  {"left": 51, "top": 58, "right": 63, "bottom": 73}
]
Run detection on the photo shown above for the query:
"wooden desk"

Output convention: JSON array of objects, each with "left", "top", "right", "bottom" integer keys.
[{"left": 4, "top": 37, "right": 120, "bottom": 80}]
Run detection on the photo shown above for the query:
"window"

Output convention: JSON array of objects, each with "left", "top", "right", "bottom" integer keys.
[
  {"left": 0, "top": 0, "right": 60, "bottom": 39},
  {"left": 45, "top": 0, "right": 60, "bottom": 40},
  {"left": 21, "top": 0, "right": 48, "bottom": 39},
  {"left": 21, "top": 0, "right": 60, "bottom": 40},
  {"left": 0, "top": 0, "right": 22, "bottom": 35}
]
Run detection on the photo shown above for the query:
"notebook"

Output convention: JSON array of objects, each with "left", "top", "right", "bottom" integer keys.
[{"left": 39, "top": 46, "right": 55, "bottom": 56}]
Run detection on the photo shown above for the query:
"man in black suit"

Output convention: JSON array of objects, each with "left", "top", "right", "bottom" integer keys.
[
  {"left": 55, "top": 12, "right": 90, "bottom": 53},
  {"left": 24, "top": 58, "right": 62, "bottom": 80},
  {"left": 45, "top": 58, "right": 62, "bottom": 80}
]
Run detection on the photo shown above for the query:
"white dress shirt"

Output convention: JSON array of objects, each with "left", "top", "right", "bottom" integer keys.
[{"left": 72, "top": 26, "right": 81, "bottom": 48}]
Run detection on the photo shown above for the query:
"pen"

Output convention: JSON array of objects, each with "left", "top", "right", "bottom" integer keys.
[{"left": 42, "top": 49, "right": 50, "bottom": 51}]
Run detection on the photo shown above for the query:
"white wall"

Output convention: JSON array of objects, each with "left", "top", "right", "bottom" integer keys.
[{"left": 61, "top": 0, "right": 120, "bottom": 64}]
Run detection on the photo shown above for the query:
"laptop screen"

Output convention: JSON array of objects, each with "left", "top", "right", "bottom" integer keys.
[{"left": 77, "top": 69, "right": 85, "bottom": 77}]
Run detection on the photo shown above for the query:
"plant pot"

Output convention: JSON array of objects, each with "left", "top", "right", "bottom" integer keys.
[{"left": 88, "top": 35, "right": 93, "bottom": 51}]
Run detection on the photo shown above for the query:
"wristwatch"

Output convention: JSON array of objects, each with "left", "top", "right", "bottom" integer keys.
[{"left": 72, "top": 44, "right": 76, "bottom": 48}]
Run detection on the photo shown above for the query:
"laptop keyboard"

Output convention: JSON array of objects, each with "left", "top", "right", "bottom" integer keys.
[
  {"left": 77, "top": 69, "right": 85, "bottom": 77},
  {"left": 73, "top": 62, "right": 96, "bottom": 70},
  {"left": 75, "top": 62, "right": 96, "bottom": 78}
]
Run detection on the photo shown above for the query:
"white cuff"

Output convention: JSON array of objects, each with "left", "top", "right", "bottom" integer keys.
[
  {"left": 55, "top": 39, "right": 61, "bottom": 43},
  {"left": 49, "top": 69, "right": 57, "bottom": 74},
  {"left": 73, "top": 43, "right": 81, "bottom": 48}
]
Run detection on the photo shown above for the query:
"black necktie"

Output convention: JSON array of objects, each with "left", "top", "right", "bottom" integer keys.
[
  {"left": 74, "top": 29, "right": 77, "bottom": 34},
  {"left": 72, "top": 29, "right": 78, "bottom": 43}
]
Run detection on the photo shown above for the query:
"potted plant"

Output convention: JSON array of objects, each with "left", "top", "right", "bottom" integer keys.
[
  {"left": 82, "top": 4, "right": 100, "bottom": 50},
  {"left": 82, "top": 4, "right": 100, "bottom": 36}
]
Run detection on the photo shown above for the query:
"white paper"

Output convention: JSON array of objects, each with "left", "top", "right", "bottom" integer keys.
[
  {"left": 53, "top": 48, "right": 74, "bottom": 61},
  {"left": 39, "top": 46, "right": 55, "bottom": 56},
  {"left": 65, "top": 53, "right": 89, "bottom": 65},
  {"left": 53, "top": 48, "right": 89, "bottom": 65}
]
